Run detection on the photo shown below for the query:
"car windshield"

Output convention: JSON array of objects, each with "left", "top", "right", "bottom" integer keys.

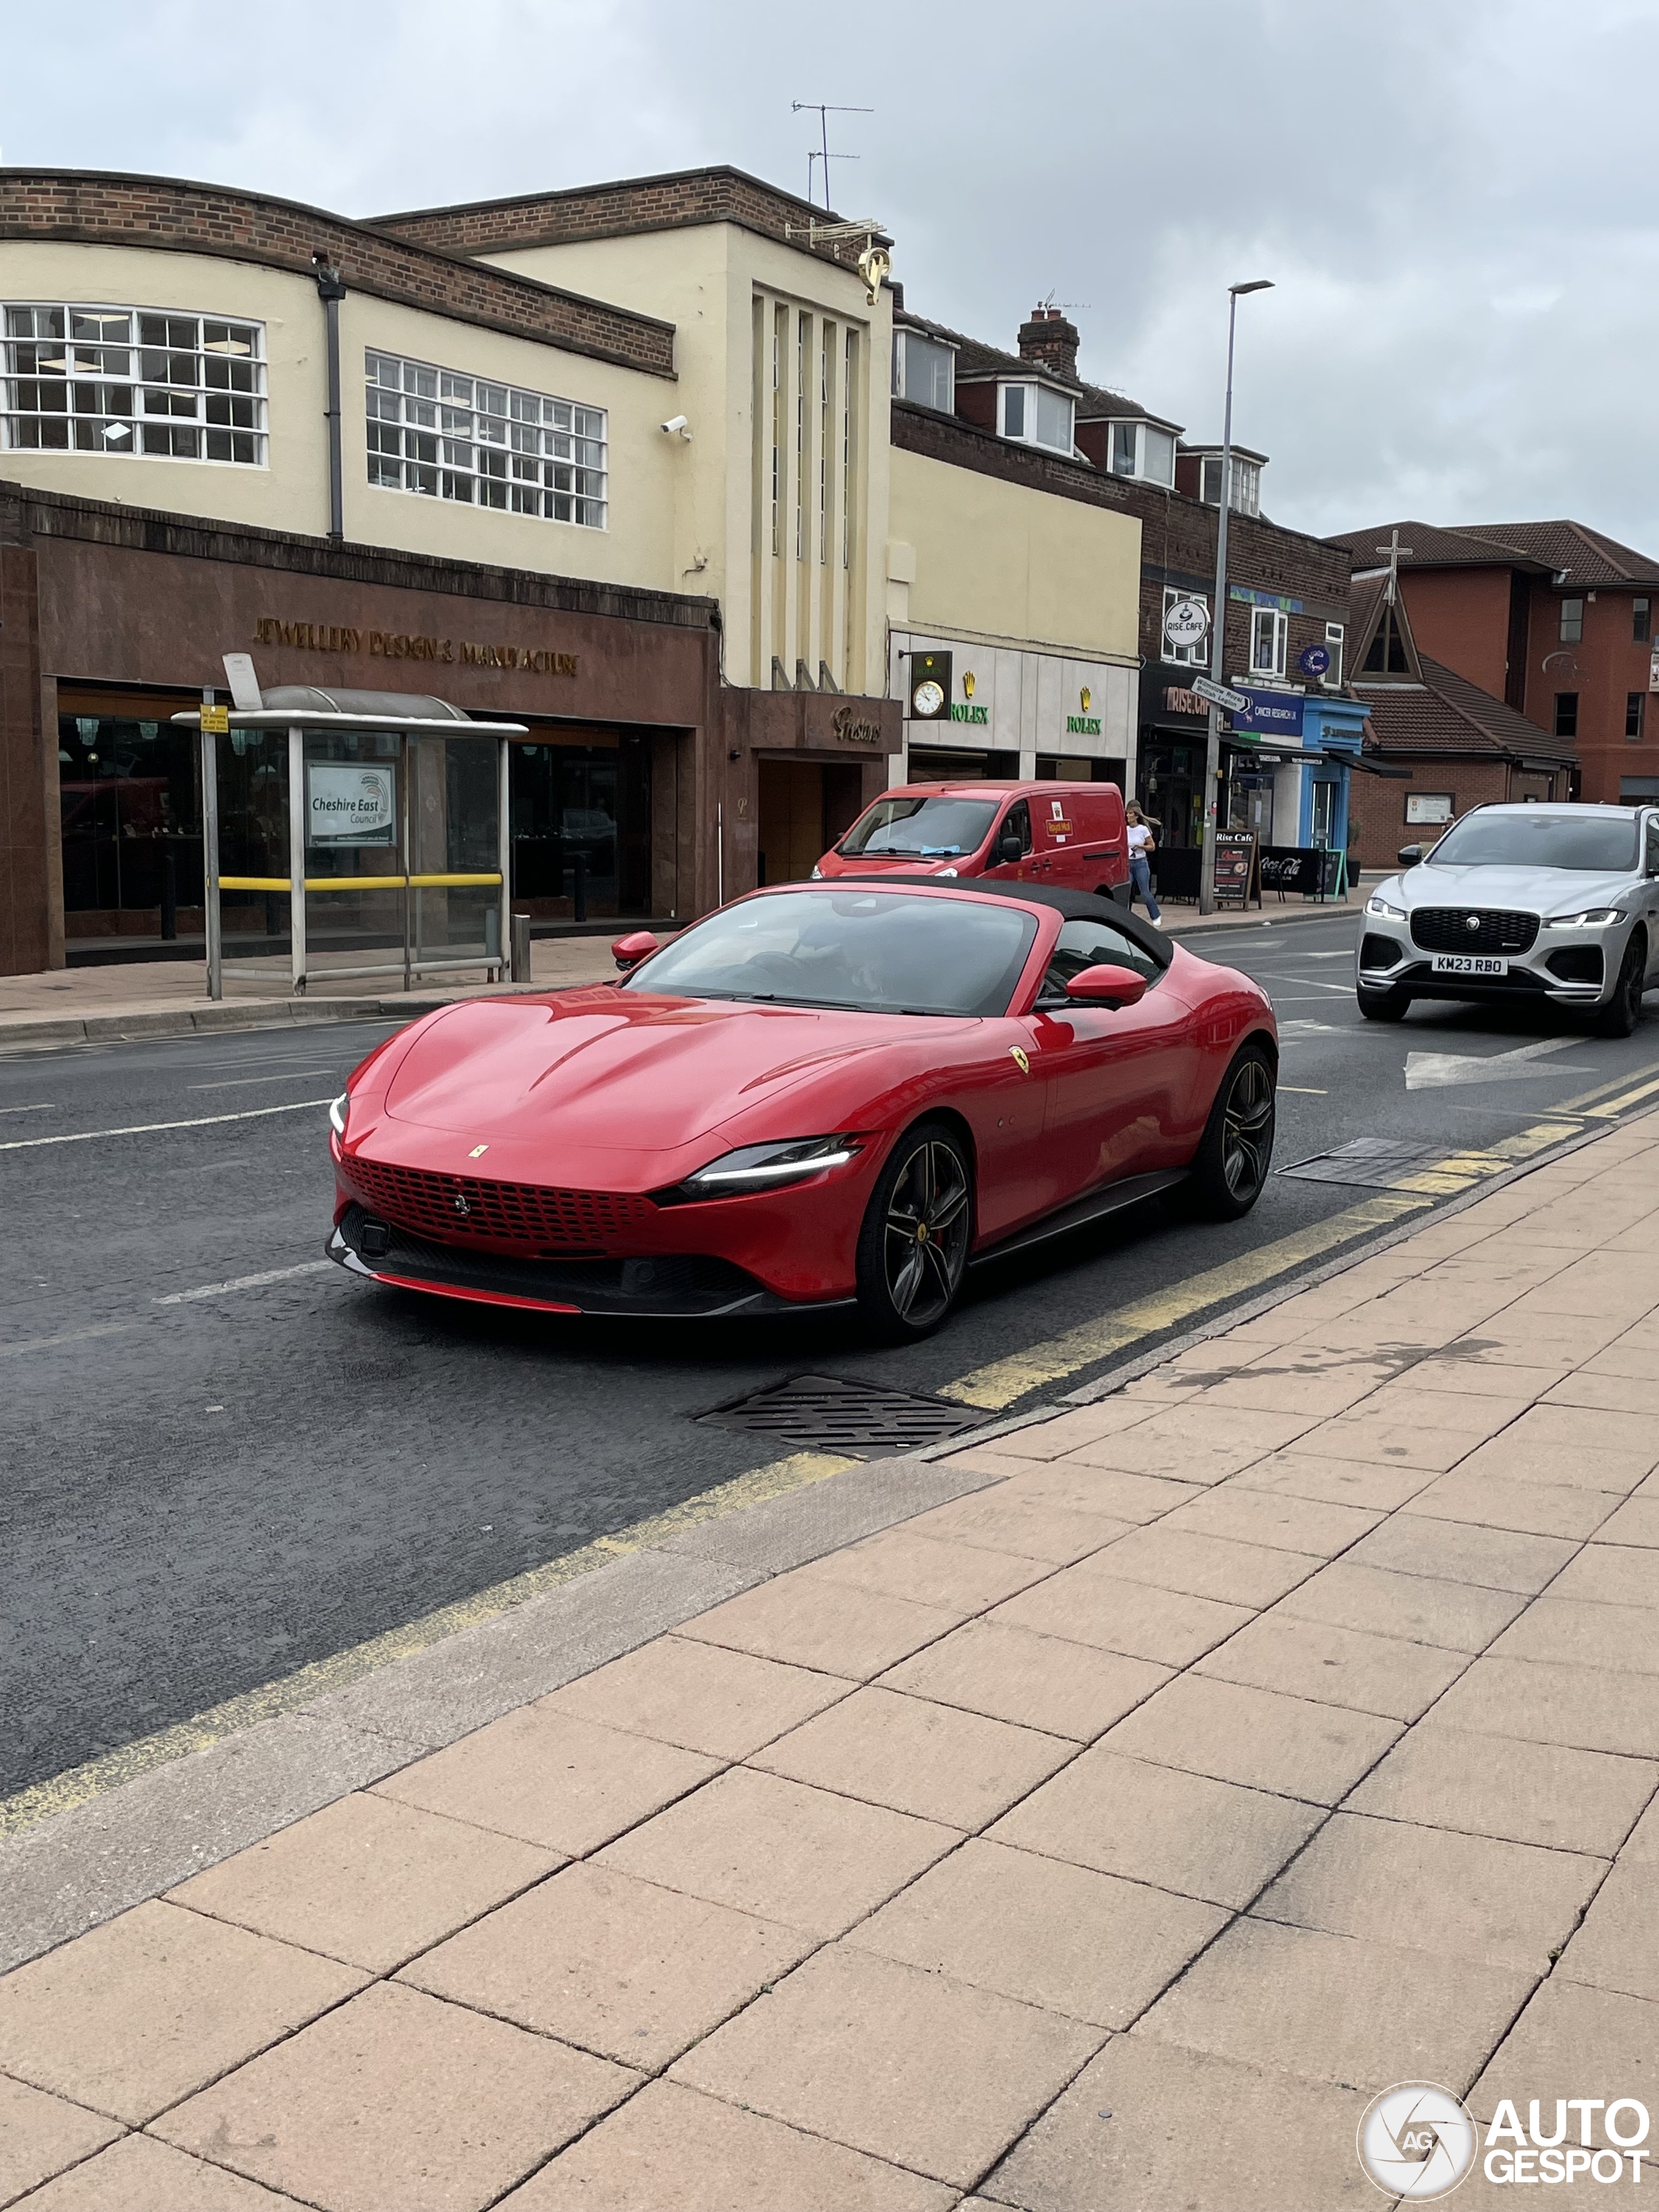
[
  {"left": 1428, "top": 811, "right": 1640, "bottom": 872},
  {"left": 837, "top": 794, "right": 999, "bottom": 859},
  {"left": 621, "top": 889, "right": 1038, "bottom": 1017}
]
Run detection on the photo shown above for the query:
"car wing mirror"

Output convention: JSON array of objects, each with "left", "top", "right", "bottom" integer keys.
[
  {"left": 1397, "top": 844, "right": 1423, "bottom": 868},
  {"left": 997, "top": 833, "right": 1025, "bottom": 863},
  {"left": 612, "top": 929, "right": 660, "bottom": 972},
  {"left": 1065, "top": 963, "right": 1148, "bottom": 1007}
]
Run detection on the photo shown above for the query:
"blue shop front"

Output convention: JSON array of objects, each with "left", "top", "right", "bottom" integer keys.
[{"left": 1222, "top": 685, "right": 1370, "bottom": 872}]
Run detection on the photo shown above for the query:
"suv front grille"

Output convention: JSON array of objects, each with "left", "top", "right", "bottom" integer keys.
[
  {"left": 343, "top": 1155, "right": 655, "bottom": 1250},
  {"left": 1410, "top": 906, "right": 1539, "bottom": 956}
]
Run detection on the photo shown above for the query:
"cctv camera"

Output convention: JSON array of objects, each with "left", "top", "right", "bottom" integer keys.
[{"left": 660, "top": 415, "right": 691, "bottom": 439}]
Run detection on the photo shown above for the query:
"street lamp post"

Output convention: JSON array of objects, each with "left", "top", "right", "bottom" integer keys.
[{"left": 1198, "top": 278, "right": 1273, "bottom": 915}]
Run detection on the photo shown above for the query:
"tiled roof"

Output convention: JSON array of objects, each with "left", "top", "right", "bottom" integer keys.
[
  {"left": 1326, "top": 517, "right": 1659, "bottom": 588},
  {"left": 1356, "top": 655, "right": 1574, "bottom": 762}
]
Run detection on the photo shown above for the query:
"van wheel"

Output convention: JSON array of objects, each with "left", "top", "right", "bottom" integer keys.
[{"left": 1188, "top": 1043, "right": 1276, "bottom": 1218}]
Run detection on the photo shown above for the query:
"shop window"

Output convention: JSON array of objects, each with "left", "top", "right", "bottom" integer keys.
[
  {"left": 509, "top": 736, "right": 651, "bottom": 916},
  {"left": 1555, "top": 692, "right": 1579, "bottom": 738},
  {"left": 1635, "top": 598, "right": 1651, "bottom": 644},
  {"left": 1249, "top": 606, "right": 1288, "bottom": 678},
  {"left": 3, "top": 305, "right": 266, "bottom": 463},
  {"left": 1629, "top": 692, "right": 1646, "bottom": 741},
  {"left": 1559, "top": 598, "right": 1583, "bottom": 644},
  {"left": 890, "top": 329, "right": 955, "bottom": 413},
  {"left": 56, "top": 702, "right": 207, "bottom": 935},
  {"left": 366, "top": 349, "right": 606, "bottom": 527},
  {"left": 1001, "top": 380, "right": 1074, "bottom": 455}
]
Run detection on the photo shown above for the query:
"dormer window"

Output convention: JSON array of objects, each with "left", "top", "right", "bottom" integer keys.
[
  {"left": 891, "top": 329, "right": 955, "bottom": 413},
  {"left": 1000, "top": 380, "right": 1074, "bottom": 456},
  {"left": 1108, "top": 419, "right": 1176, "bottom": 487},
  {"left": 1199, "top": 454, "right": 1261, "bottom": 515}
]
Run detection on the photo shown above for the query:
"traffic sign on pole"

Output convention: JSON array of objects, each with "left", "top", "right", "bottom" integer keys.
[{"left": 1191, "top": 674, "right": 1249, "bottom": 713}]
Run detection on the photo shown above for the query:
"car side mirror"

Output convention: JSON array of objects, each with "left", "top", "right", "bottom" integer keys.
[
  {"left": 1065, "top": 963, "right": 1148, "bottom": 1007},
  {"left": 1397, "top": 844, "right": 1423, "bottom": 868},
  {"left": 997, "top": 833, "right": 1024, "bottom": 863},
  {"left": 612, "top": 929, "right": 659, "bottom": 971}
]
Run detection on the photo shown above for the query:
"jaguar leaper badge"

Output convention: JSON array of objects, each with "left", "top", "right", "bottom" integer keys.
[{"left": 1010, "top": 1047, "right": 1030, "bottom": 1075}]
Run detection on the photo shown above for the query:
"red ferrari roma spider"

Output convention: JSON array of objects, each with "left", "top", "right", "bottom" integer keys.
[{"left": 327, "top": 881, "right": 1277, "bottom": 1340}]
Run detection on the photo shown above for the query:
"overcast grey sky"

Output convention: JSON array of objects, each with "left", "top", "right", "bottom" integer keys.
[{"left": 7, "top": 0, "right": 1657, "bottom": 555}]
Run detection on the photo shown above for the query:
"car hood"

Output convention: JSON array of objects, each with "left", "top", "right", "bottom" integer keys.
[
  {"left": 1389, "top": 864, "right": 1636, "bottom": 915},
  {"left": 820, "top": 851, "right": 975, "bottom": 877},
  {"left": 381, "top": 988, "right": 975, "bottom": 1151}
]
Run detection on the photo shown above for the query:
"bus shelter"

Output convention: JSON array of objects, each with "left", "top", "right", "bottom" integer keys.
[{"left": 174, "top": 686, "right": 526, "bottom": 998}]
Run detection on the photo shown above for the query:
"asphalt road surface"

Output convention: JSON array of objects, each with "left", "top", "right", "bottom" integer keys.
[{"left": 9, "top": 909, "right": 1659, "bottom": 1799}]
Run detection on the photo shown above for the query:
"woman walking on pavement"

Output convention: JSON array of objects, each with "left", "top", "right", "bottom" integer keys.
[{"left": 1125, "top": 802, "right": 1163, "bottom": 924}]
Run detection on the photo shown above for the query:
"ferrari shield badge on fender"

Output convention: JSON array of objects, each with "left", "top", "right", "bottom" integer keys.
[
  {"left": 1009, "top": 1047, "right": 1030, "bottom": 1075},
  {"left": 468, "top": 1144, "right": 489, "bottom": 1159}
]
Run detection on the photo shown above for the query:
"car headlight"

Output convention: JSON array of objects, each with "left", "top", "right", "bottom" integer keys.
[
  {"left": 1548, "top": 908, "right": 1624, "bottom": 927},
  {"left": 1365, "top": 894, "right": 1406, "bottom": 920},
  {"left": 329, "top": 1093, "right": 350, "bottom": 1140},
  {"left": 657, "top": 1134, "right": 863, "bottom": 1204}
]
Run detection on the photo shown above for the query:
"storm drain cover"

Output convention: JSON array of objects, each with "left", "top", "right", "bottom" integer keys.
[
  {"left": 1278, "top": 1137, "right": 1456, "bottom": 1189},
  {"left": 698, "top": 1374, "right": 988, "bottom": 1454}
]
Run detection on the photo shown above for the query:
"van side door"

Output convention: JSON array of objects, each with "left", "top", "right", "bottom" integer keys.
[{"left": 983, "top": 798, "right": 1035, "bottom": 881}]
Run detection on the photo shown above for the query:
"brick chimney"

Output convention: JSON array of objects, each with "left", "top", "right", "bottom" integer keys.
[{"left": 1017, "top": 305, "right": 1080, "bottom": 384}]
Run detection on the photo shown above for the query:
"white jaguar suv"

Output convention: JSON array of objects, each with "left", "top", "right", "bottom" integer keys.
[{"left": 1356, "top": 803, "right": 1659, "bottom": 1036}]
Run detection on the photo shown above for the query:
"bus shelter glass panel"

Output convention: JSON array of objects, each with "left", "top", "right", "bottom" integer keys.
[
  {"left": 218, "top": 727, "right": 291, "bottom": 977},
  {"left": 410, "top": 730, "right": 503, "bottom": 970},
  {"left": 302, "top": 729, "right": 407, "bottom": 982}
]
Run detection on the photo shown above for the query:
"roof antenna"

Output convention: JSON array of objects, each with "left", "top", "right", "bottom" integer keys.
[{"left": 791, "top": 101, "right": 874, "bottom": 209}]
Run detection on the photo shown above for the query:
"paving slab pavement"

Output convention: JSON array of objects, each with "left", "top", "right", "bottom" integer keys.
[{"left": 5, "top": 1110, "right": 1659, "bottom": 2207}]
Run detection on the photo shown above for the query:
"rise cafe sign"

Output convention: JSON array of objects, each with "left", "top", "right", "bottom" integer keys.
[{"left": 251, "top": 617, "right": 579, "bottom": 677}]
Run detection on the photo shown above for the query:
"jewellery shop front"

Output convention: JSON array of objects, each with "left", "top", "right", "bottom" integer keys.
[{"left": 0, "top": 482, "right": 723, "bottom": 975}]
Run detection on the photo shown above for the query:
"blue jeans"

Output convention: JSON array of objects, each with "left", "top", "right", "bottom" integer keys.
[{"left": 1130, "top": 855, "right": 1161, "bottom": 920}]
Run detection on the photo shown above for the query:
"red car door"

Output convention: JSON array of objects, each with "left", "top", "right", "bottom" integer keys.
[{"left": 1030, "top": 914, "right": 1201, "bottom": 1194}]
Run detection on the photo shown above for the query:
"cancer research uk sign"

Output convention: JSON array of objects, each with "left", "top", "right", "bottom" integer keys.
[
  {"left": 308, "top": 764, "right": 397, "bottom": 847},
  {"left": 1231, "top": 688, "right": 1306, "bottom": 739}
]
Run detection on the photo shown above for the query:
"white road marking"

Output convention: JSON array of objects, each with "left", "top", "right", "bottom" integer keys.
[
  {"left": 154, "top": 1260, "right": 336, "bottom": 1305},
  {"left": 1404, "top": 1036, "right": 1594, "bottom": 1091},
  {"left": 0, "top": 1099, "right": 334, "bottom": 1150},
  {"left": 187, "top": 1071, "right": 333, "bottom": 1091},
  {"left": 0, "top": 1102, "right": 54, "bottom": 1114},
  {"left": 0, "top": 1322, "right": 134, "bottom": 1360}
]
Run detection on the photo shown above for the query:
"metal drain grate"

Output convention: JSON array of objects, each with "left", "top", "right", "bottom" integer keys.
[
  {"left": 1278, "top": 1137, "right": 1456, "bottom": 1189},
  {"left": 698, "top": 1373, "right": 988, "bottom": 1453}
]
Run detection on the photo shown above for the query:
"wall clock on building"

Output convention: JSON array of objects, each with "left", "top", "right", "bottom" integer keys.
[
  {"left": 909, "top": 649, "right": 953, "bottom": 719},
  {"left": 912, "top": 680, "right": 945, "bottom": 716}
]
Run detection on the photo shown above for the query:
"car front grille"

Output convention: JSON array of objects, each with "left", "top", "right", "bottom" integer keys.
[
  {"left": 1410, "top": 907, "right": 1539, "bottom": 956},
  {"left": 342, "top": 1155, "right": 656, "bottom": 1250}
]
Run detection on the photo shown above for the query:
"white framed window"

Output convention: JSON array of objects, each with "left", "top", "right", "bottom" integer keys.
[
  {"left": 1322, "top": 620, "right": 1345, "bottom": 689},
  {"left": 1198, "top": 453, "right": 1261, "bottom": 515},
  {"left": 1162, "top": 586, "right": 1210, "bottom": 666},
  {"left": 365, "top": 349, "right": 606, "bottom": 527},
  {"left": 890, "top": 329, "right": 955, "bottom": 413},
  {"left": 1001, "top": 380, "right": 1074, "bottom": 456},
  {"left": 3, "top": 303, "right": 266, "bottom": 464},
  {"left": 1108, "top": 418, "right": 1176, "bottom": 487},
  {"left": 1249, "top": 605, "right": 1288, "bottom": 677}
]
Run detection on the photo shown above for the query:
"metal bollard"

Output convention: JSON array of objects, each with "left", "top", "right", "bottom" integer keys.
[{"left": 510, "top": 911, "right": 532, "bottom": 983}]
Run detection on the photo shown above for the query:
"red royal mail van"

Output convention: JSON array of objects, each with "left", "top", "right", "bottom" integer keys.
[{"left": 814, "top": 782, "right": 1131, "bottom": 902}]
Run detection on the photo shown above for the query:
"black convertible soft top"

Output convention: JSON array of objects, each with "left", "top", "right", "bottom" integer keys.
[{"left": 818, "top": 874, "right": 1174, "bottom": 972}]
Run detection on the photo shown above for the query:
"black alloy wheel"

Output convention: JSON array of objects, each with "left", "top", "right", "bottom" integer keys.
[
  {"left": 855, "top": 1121, "right": 974, "bottom": 1341},
  {"left": 1189, "top": 1042, "right": 1277, "bottom": 1219},
  {"left": 1595, "top": 932, "right": 1647, "bottom": 1038},
  {"left": 1357, "top": 984, "right": 1411, "bottom": 1021}
]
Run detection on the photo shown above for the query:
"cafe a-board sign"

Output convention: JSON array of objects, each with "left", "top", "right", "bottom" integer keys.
[{"left": 1212, "top": 830, "right": 1260, "bottom": 908}]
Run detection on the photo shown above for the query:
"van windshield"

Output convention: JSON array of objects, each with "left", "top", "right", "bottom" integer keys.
[{"left": 839, "top": 795, "right": 999, "bottom": 859}]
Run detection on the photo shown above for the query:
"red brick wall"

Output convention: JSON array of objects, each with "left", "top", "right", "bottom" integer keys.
[
  {"left": 1397, "top": 566, "right": 1514, "bottom": 699},
  {"left": 1517, "top": 581, "right": 1656, "bottom": 805},
  {"left": 0, "top": 172, "right": 676, "bottom": 377}
]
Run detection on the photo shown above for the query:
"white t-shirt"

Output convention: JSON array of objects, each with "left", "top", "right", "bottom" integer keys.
[{"left": 1127, "top": 822, "right": 1153, "bottom": 856}]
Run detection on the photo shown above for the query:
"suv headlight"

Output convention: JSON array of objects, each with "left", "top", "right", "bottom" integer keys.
[
  {"left": 657, "top": 1134, "right": 863, "bottom": 1204},
  {"left": 1548, "top": 908, "right": 1624, "bottom": 927},
  {"left": 1365, "top": 894, "right": 1406, "bottom": 920}
]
